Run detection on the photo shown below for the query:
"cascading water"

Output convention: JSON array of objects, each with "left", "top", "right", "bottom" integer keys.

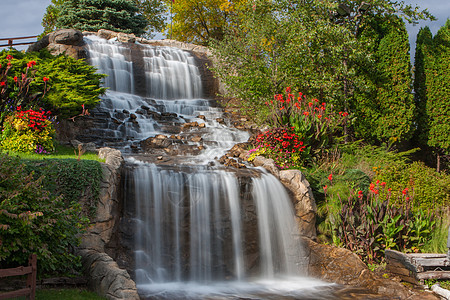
[{"left": 86, "top": 35, "right": 335, "bottom": 299}]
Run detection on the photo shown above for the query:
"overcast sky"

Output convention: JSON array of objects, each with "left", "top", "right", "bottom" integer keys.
[{"left": 1, "top": 0, "right": 449, "bottom": 60}]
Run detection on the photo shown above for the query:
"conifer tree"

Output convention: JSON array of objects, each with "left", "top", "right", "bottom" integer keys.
[
  {"left": 55, "top": 0, "right": 149, "bottom": 36},
  {"left": 373, "top": 16, "right": 415, "bottom": 145},
  {"left": 425, "top": 20, "right": 450, "bottom": 169},
  {"left": 413, "top": 26, "right": 433, "bottom": 145}
]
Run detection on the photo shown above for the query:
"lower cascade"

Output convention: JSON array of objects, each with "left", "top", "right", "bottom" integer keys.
[{"left": 85, "top": 35, "right": 335, "bottom": 299}]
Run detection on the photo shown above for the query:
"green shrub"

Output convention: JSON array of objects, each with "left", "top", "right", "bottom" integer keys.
[
  {"left": 23, "top": 158, "right": 103, "bottom": 217},
  {"left": 375, "top": 161, "right": 450, "bottom": 210},
  {"left": 0, "top": 153, "right": 88, "bottom": 276}
]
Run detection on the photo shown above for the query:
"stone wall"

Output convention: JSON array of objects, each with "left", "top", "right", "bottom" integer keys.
[{"left": 76, "top": 147, "right": 140, "bottom": 300}]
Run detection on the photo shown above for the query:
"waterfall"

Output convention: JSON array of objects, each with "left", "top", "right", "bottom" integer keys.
[{"left": 86, "top": 35, "right": 333, "bottom": 299}]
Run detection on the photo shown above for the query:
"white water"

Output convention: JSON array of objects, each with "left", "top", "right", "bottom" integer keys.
[{"left": 86, "top": 36, "right": 333, "bottom": 299}]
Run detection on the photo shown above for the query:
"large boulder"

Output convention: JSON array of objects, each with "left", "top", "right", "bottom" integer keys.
[
  {"left": 49, "top": 29, "right": 84, "bottom": 45},
  {"left": 304, "top": 238, "right": 438, "bottom": 299}
]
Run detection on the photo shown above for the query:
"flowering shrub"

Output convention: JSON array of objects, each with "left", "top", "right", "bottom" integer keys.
[
  {"left": 251, "top": 126, "right": 307, "bottom": 169},
  {"left": 320, "top": 179, "right": 438, "bottom": 264},
  {"left": 249, "top": 88, "right": 349, "bottom": 168},
  {"left": 1, "top": 107, "right": 55, "bottom": 153},
  {"left": 0, "top": 54, "right": 49, "bottom": 128},
  {"left": 267, "top": 87, "right": 348, "bottom": 151}
]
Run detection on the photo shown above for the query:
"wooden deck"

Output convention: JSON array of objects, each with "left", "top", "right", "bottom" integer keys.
[{"left": 386, "top": 249, "right": 450, "bottom": 284}]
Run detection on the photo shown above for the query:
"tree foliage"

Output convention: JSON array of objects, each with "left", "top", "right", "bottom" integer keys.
[
  {"left": 413, "top": 20, "right": 450, "bottom": 162},
  {"left": 167, "top": 0, "right": 248, "bottom": 45},
  {"left": 425, "top": 20, "right": 450, "bottom": 154},
  {"left": 55, "top": 0, "right": 149, "bottom": 36},
  {"left": 43, "top": 0, "right": 166, "bottom": 38},
  {"left": 211, "top": 0, "right": 432, "bottom": 145},
  {"left": 354, "top": 16, "right": 414, "bottom": 144}
]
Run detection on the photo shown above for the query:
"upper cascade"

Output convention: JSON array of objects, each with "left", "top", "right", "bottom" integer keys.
[{"left": 85, "top": 35, "right": 203, "bottom": 99}]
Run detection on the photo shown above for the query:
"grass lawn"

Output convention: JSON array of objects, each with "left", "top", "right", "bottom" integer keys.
[
  {"left": 36, "top": 288, "right": 106, "bottom": 300},
  {"left": 1, "top": 143, "right": 104, "bottom": 162}
]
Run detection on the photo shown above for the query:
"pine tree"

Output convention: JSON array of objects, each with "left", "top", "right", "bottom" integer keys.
[{"left": 56, "top": 0, "right": 149, "bottom": 36}]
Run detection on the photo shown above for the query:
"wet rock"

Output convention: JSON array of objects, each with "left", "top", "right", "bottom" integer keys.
[
  {"left": 141, "top": 105, "right": 150, "bottom": 111},
  {"left": 199, "top": 123, "right": 206, "bottom": 128},
  {"left": 191, "top": 135, "right": 203, "bottom": 143},
  {"left": 197, "top": 115, "right": 206, "bottom": 120},
  {"left": 111, "top": 117, "right": 122, "bottom": 125},
  {"left": 123, "top": 109, "right": 130, "bottom": 115},
  {"left": 135, "top": 109, "right": 145, "bottom": 115},
  {"left": 129, "top": 113, "right": 137, "bottom": 120},
  {"left": 182, "top": 121, "right": 199, "bottom": 129},
  {"left": 140, "top": 136, "right": 172, "bottom": 151},
  {"left": 161, "top": 112, "right": 178, "bottom": 118},
  {"left": 216, "top": 118, "right": 225, "bottom": 124}
]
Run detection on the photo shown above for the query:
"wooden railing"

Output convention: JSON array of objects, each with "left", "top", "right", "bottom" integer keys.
[
  {"left": 0, "top": 254, "right": 37, "bottom": 300},
  {"left": 0, "top": 36, "right": 38, "bottom": 48}
]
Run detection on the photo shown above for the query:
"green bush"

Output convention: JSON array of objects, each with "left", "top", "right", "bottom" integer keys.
[
  {"left": 24, "top": 158, "right": 103, "bottom": 218},
  {"left": 0, "top": 153, "right": 88, "bottom": 276},
  {"left": 375, "top": 161, "right": 450, "bottom": 210}
]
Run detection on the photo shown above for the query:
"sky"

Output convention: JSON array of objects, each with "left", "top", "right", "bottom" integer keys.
[{"left": 0, "top": 0, "right": 449, "bottom": 60}]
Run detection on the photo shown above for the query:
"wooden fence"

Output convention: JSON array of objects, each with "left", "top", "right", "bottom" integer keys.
[
  {"left": 0, "top": 254, "right": 37, "bottom": 300},
  {"left": 0, "top": 36, "right": 38, "bottom": 48}
]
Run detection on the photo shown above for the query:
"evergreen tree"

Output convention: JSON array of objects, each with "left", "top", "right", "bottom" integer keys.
[
  {"left": 55, "top": 0, "right": 149, "bottom": 36},
  {"left": 374, "top": 17, "right": 415, "bottom": 145},
  {"left": 413, "top": 26, "right": 433, "bottom": 145},
  {"left": 426, "top": 19, "right": 450, "bottom": 169}
]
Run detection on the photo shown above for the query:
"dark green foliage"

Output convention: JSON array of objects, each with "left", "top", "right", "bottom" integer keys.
[
  {"left": 23, "top": 158, "right": 103, "bottom": 218},
  {"left": 0, "top": 48, "right": 105, "bottom": 119},
  {"left": 413, "top": 27, "right": 433, "bottom": 146},
  {"left": 372, "top": 17, "right": 414, "bottom": 144},
  {"left": 0, "top": 152, "right": 88, "bottom": 276},
  {"left": 56, "top": 0, "right": 149, "bottom": 36},
  {"left": 37, "top": 53, "right": 106, "bottom": 118},
  {"left": 353, "top": 16, "right": 414, "bottom": 145},
  {"left": 425, "top": 20, "right": 450, "bottom": 154}
]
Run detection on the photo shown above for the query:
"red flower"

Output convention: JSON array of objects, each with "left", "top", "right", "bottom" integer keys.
[
  {"left": 6, "top": 55, "right": 13, "bottom": 60},
  {"left": 317, "top": 115, "right": 322, "bottom": 119},
  {"left": 381, "top": 182, "right": 386, "bottom": 187},
  {"left": 13, "top": 76, "right": 18, "bottom": 82},
  {"left": 402, "top": 188, "right": 408, "bottom": 195},
  {"left": 328, "top": 174, "right": 333, "bottom": 181},
  {"left": 0, "top": 81, "right": 5, "bottom": 87},
  {"left": 285, "top": 87, "right": 291, "bottom": 93},
  {"left": 323, "top": 185, "right": 328, "bottom": 191},
  {"left": 27, "top": 60, "right": 36, "bottom": 68},
  {"left": 303, "top": 111, "right": 309, "bottom": 116},
  {"left": 358, "top": 190, "right": 363, "bottom": 198},
  {"left": 43, "top": 77, "right": 49, "bottom": 82}
]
